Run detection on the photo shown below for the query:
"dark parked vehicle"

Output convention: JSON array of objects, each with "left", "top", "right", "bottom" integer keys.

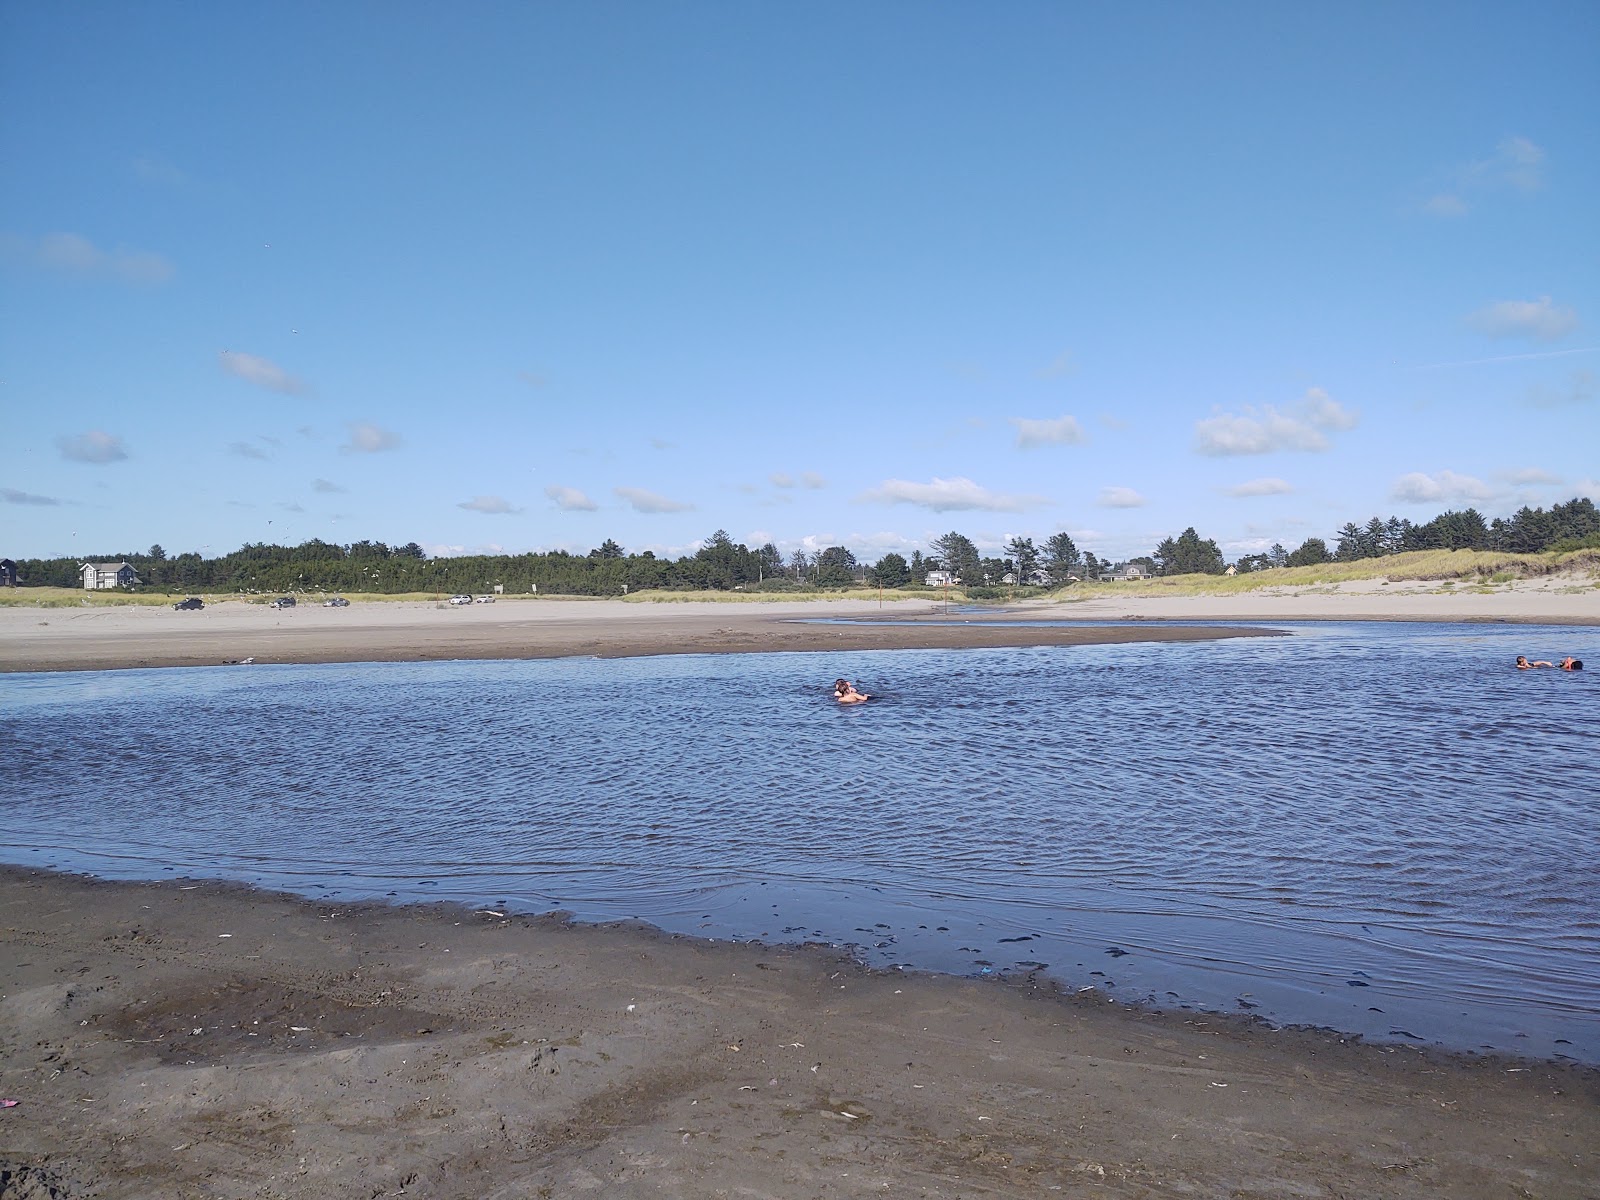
[
  {"left": 323, "top": 597, "right": 350, "bottom": 608},
  {"left": 173, "top": 597, "right": 204, "bottom": 611},
  {"left": 268, "top": 596, "right": 296, "bottom": 609}
]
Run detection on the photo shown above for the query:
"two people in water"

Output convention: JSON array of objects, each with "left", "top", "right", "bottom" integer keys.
[
  {"left": 834, "top": 678, "right": 871, "bottom": 704},
  {"left": 1517, "top": 655, "right": 1583, "bottom": 670}
]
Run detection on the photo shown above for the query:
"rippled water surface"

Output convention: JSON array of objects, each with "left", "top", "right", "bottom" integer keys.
[{"left": 4, "top": 622, "right": 1596, "bottom": 1062}]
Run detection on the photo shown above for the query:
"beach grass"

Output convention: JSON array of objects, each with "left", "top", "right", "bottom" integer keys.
[{"left": 1046, "top": 548, "right": 1600, "bottom": 601}]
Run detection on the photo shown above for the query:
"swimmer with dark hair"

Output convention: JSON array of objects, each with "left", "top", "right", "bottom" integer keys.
[
  {"left": 834, "top": 678, "right": 871, "bottom": 704},
  {"left": 1560, "top": 656, "right": 1584, "bottom": 671}
]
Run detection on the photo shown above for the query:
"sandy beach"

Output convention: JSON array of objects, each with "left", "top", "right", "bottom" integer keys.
[
  {"left": 2, "top": 576, "right": 1595, "bottom": 674},
  {"left": 5, "top": 585, "right": 1597, "bottom": 1196},
  {"left": 1, "top": 868, "right": 1594, "bottom": 1199},
  {"left": 0, "top": 596, "right": 1278, "bottom": 674}
]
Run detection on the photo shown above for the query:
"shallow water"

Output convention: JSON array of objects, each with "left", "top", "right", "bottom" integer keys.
[{"left": 3, "top": 622, "right": 1595, "bottom": 1062}]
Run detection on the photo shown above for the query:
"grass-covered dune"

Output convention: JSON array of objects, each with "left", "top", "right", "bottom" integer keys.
[{"left": 1057, "top": 547, "right": 1600, "bottom": 600}]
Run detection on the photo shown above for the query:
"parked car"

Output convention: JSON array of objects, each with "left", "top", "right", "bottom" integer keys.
[
  {"left": 269, "top": 596, "right": 296, "bottom": 609},
  {"left": 449, "top": 594, "right": 474, "bottom": 605},
  {"left": 323, "top": 597, "right": 350, "bottom": 607},
  {"left": 173, "top": 597, "right": 204, "bottom": 611},
  {"left": 474, "top": 594, "right": 495, "bottom": 604}
]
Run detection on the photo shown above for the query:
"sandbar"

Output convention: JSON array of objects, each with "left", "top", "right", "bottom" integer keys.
[
  {"left": 0, "top": 597, "right": 1275, "bottom": 673},
  {"left": 1, "top": 867, "right": 1594, "bottom": 1198}
]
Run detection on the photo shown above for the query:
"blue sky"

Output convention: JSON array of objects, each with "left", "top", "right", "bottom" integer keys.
[{"left": 2, "top": 1, "right": 1596, "bottom": 564}]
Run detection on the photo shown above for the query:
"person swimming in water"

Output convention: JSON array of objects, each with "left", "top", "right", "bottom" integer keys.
[
  {"left": 1560, "top": 656, "right": 1584, "bottom": 670},
  {"left": 834, "top": 678, "right": 871, "bottom": 704},
  {"left": 1516, "top": 656, "right": 1554, "bottom": 669}
]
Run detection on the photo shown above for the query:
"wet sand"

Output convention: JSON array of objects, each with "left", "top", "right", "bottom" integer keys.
[
  {"left": 2, "top": 868, "right": 1594, "bottom": 1200},
  {"left": 0, "top": 597, "right": 1274, "bottom": 673}
]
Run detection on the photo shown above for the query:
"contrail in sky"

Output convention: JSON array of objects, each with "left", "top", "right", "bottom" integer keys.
[{"left": 1412, "top": 347, "right": 1598, "bottom": 369}]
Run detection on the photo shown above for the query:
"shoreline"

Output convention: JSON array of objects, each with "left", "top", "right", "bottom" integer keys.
[
  {"left": 2, "top": 578, "right": 1595, "bottom": 674},
  {"left": 2, "top": 867, "right": 1595, "bottom": 1198},
  {"left": 0, "top": 597, "right": 1278, "bottom": 674}
]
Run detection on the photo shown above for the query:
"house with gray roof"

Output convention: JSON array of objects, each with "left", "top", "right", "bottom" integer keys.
[{"left": 80, "top": 561, "right": 140, "bottom": 589}]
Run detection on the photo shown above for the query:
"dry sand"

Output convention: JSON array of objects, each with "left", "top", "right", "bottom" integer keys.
[
  {"left": 1039, "top": 574, "right": 1600, "bottom": 626},
  {"left": 2, "top": 868, "right": 1595, "bottom": 1200}
]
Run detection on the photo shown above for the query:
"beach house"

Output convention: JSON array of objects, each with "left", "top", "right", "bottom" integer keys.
[
  {"left": 1100, "top": 563, "right": 1150, "bottom": 582},
  {"left": 80, "top": 561, "right": 140, "bottom": 590},
  {"left": 925, "top": 570, "right": 960, "bottom": 587},
  {"left": 0, "top": 559, "right": 16, "bottom": 587}
]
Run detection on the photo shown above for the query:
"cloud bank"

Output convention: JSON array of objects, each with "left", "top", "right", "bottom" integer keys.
[
  {"left": 4, "top": 231, "right": 174, "bottom": 284},
  {"left": 1194, "top": 388, "right": 1358, "bottom": 456},
  {"left": 1096, "top": 486, "right": 1146, "bottom": 508},
  {"left": 615, "top": 486, "right": 693, "bottom": 513},
  {"left": 1010, "top": 414, "right": 1087, "bottom": 449},
  {"left": 56, "top": 430, "right": 128, "bottom": 463},
  {"left": 2, "top": 487, "right": 62, "bottom": 505},
  {"left": 858, "top": 476, "right": 1047, "bottom": 513},
  {"left": 546, "top": 485, "right": 598, "bottom": 512},
  {"left": 458, "top": 495, "right": 521, "bottom": 514},
  {"left": 1224, "top": 477, "right": 1293, "bottom": 497},
  {"left": 1466, "top": 297, "right": 1579, "bottom": 342},
  {"left": 1390, "top": 469, "right": 1495, "bottom": 505},
  {"left": 342, "top": 423, "right": 402, "bottom": 453},
  {"left": 219, "top": 351, "right": 306, "bottom": 394}
]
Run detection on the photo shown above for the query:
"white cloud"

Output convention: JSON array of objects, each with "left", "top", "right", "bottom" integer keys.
[
  {"left": 312, "top": 478, "right": 345, "bottom": 494},
  {"left": 1390, "top": 470, "right": 1496, "bottom": 505},
  {"left": 2, "top": 487, "right": 63, "bottom": 505},
  {"left": 342, "top": 423, "right": 402, "bottom": 453},
  {"left": 1466, "top": 297, "right": 1578, "bottom": 342},
  {"left": 1472, "top": 136, "right": 1545, "bottom": 193},
  {"left": 4, "top": 231, "right": 175, "bottom": 283},
  {"left": 1526, "top": 369, "right": 1594, "bottom": 408},
  {"left": 1096, "top": 486, "right": 1146, "bottom": 508},
  {"left": 769, "top": 472, "right": 795, "bottom": 488},
  {"left": 649, "top": 437, "right": 674, "bottom": 450},
  {"left": 228, "top": 440, "right": 270, "bottom": 460},
  {"left": 1500, "top": 467, "right": 1561, "bottom": 486},
  {"left": 219, "top": 350, "right": 306, "bottom": 394},
  {"left": 800, "top": 471, "right": 826, "bottom": 489},
  {"left": 1010, "top": 414, "right": 1087, "bottom": 449},
  {"left": 615, "top": 486, "right": 693, "bottom": 514},
  {"left": 1422, "top": 137, "right": 1546, "bottom": 216},
  {"left": 1224, "top": 477, "right": 1293, "bottom": 497},
  {"left": 56, "top": 430, "right": 128, "bottom": 463},
  {"left": 458, "top": 495, "right": 521, "bottom": 514},
  {"left": 1575, "top": 478, "right": 1600, "bottom": 502},
  {"left": 1194, "top": 388, "right": 1358, "bottom": 456},
  {"left": 545, "top": 484, "right": 598, "bottom": 512},
  {"left": 857, "top": 476, "right": 1047, "bottom": 513}
]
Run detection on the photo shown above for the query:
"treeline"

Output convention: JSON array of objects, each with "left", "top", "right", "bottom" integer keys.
[
  {"left": 11, "top": 497, "right": 1596, "bottom": 596},
  {"left": 1233, "top": 498, "right": 1600, "bottom": 574}
]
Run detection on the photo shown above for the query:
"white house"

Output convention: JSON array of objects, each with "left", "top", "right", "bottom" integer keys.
[
  {"left": 1100, "top": 563, "right": 1150, "bottom": 583},
  {"left": 81, "top": 561, "right": 140, "bottom": 589},
  {"left": 925, "top": 570, "right": 960, "bottom": 587}
]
